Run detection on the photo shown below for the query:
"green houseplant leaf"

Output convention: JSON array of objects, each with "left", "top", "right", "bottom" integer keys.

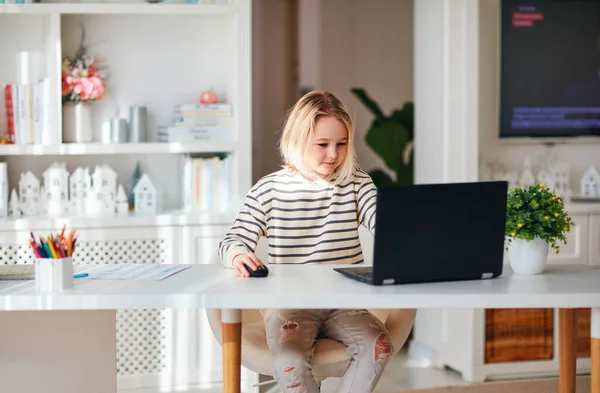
[
  {"left": 350, "top": 87, "right": 386, "bottom": 122},
  {"left": 365, "top": 121, "right": 410, "bottom": 176},
  {"left": 390, "top": 102, "right": 414, "bottom": 139},
  {"left": 351, "top": 87, "right": 414, "bottom": 187},
  {"left": 505, "top": 184, "right": 575, "bottom": 253},
  {"left": 367, "top": 169, "right": 395, "bottom": 187}
]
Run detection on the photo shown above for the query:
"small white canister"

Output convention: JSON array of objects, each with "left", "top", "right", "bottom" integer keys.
[{"left": 35, "top": 257, "right": 74, "bottom": 293}]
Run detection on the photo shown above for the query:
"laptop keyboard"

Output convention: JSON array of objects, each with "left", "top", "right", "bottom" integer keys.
[{"left": 347, "top": 266, "right": 373, "bottom": 279}]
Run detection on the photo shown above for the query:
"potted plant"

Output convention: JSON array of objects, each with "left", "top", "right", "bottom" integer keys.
[
  {"left": 350, "top": 88, "right": 414, "bottom": 186},
  {"left": 505, "top": 183, "right": 574, "bottom": 275}
]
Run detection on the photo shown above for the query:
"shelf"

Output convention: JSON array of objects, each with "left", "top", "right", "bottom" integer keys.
[
  {"left": 566, "top": 202, "right": 600, "bottom": 214},
  {"left": 0, "top": 142, "right": 238, "bottom": 155},
  {"left": 0, "top": 3, "right": 238, "bottom": 15},
  {"left": 0, "top": 209, "right": 238, "bottom": 231}
]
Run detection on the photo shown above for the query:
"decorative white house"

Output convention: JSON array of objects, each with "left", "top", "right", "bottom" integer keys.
[
  {"left": 18, "top": 170, "right": 40, "bottom": 216},
  {"left": 518, "top": 158, "right": 536, "bottom": 188},
  {"left": 38, "top": 185, "right": 47, "bottom": 214},
  {"left": 0, "top": 162, "right": 7, "bottom": 217},
  {"left": 536, "top": 169, "right": 555, "bottom": 191},
  {"left": 116, "top": 184, "right": 129, "bottom": 215},
  {"left": 132, "top": 173, "right": 157, "bottom": 214},
  {"left": 43, "top": 162, "right": 69, "bottom": 216},
  {"left": 581, "top": 166, "right": 600, "bottom": 197},
  {"left": 70, "top": 167, "right": 91, "bottom": 215},
  {"left": 550, "top": 162, "right": 572, "bottom": 199},
  {"left": 88, "top": 164, "right": 118, "bottom": 215},
  {"left": 8, "top": 189, "right": 20, "bottom": 216}
]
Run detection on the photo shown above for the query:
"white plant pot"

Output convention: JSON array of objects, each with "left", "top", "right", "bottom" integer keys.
[
  {"left": 63, "top": 102, "right": 93, "bottom": 142},
  {"left": 508, "top": 236, "right": 550, "bottom": 275}
]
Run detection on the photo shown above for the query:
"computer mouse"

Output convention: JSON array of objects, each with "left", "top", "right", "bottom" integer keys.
[{"left": 244, "top": 263, "right": 269, "bottom": 278}]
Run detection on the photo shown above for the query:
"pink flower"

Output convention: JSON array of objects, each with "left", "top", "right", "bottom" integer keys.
[
  {"left": 73, "top": 80, "right": 83, "bottom": 95},
  {"left": 61, "top": 72, "right": 73, "bottom": 96},
  {"left": 89, "top": 76, "right": 104, "bottom": 100},
  {"left": 77, "top": 78, "right": 94, "bottom": 101}
]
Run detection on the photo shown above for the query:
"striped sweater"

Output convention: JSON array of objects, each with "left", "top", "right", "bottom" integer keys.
[{"left": 218, "top": 167, "right": 377, "bottom": 267}]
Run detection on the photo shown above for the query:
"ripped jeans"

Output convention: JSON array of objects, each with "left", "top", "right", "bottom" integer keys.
[{"left": 264, "top": 309, "right": 393, "bottom": 393}]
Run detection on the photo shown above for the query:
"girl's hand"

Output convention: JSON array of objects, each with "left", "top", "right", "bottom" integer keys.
[{"left": 232, "top": 252, "right": 262, "bottom": 277}]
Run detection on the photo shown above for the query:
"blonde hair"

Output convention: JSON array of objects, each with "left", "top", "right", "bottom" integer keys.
[{"left": 279, "top": 90, "right": 356, "bottom": 184}]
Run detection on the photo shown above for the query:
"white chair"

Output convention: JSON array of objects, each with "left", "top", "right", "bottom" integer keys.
[{"left": 206, "top": 230, "right": 417, "bottom": 386}]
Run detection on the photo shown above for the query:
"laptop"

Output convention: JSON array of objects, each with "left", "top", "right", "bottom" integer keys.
[{"left": 334, "top": 181, "right": 508, "bottom": 285}]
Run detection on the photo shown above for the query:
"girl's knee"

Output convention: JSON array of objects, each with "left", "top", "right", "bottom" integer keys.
[
  {"left": 266, "top": 320, "right": 303, "bottom": 350},
  {"left": 362, "top": 323, "right": 393, "bottom": 363},
  {"left": 373, "top": 330, "right": 393, "bottom": 362}
]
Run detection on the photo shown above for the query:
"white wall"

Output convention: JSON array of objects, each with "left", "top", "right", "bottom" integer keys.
[
  {"left": 479, "top": 0, "right": 600, "bottom": 192},
  {"left": 298, "top": 0, "right": 414, "bottom": 174}
]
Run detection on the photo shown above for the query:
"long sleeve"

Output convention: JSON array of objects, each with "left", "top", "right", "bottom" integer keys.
[
  {"left": 218, "top": 191, "right": 267, "bottom": 268},
  {"left": 356, "top": 173, "right": 377, "bottom": 235}
]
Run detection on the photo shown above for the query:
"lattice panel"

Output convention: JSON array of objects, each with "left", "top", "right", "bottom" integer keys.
[
  {"left": 72, "top": 239, "right": 169, "bottom": 266},
  {"left": 0, "top": 244, "right": 36, "bottom": 265},
  {"left": 0, "top": 238, "right": 173, "bottom": 377},
  {"left": 116, "top": 309, "right": 172, "bottom": 376}
]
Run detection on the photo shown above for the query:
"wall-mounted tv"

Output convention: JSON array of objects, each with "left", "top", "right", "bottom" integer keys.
[{"left": 500, "top": 0, "right": 600, "bottom": 139}]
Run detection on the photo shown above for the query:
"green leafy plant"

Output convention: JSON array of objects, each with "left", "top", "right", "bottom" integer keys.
[
  {"left": 505, "top": 183, "right": 575, "bottom": 253},
  {"left": 350, "top": 88, "right": 414, "bottom": 186}
]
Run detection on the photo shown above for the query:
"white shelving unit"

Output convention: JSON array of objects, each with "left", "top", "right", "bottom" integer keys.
[
  {"left": 0, "top": 3, "right": 239, "bottom": 15},
  {"left": 0, "top": 1, "right": 254, "bottom": 390},
  {"left": 0, "top": 141, "right": 238, "bottom": 155},
  {"left": 0, "top": 0, "right": 252, "bottom": 219}
]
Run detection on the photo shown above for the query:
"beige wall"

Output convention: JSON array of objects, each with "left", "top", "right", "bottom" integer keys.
[
  {"left": 252, "top": 0, "right": 297, "bottom": 182},
  {"left": 298, "top": 0, "right": 414, "bottom": 175},
  {"left": 479, "top": 0, "right": 600, "bottom": 192}
]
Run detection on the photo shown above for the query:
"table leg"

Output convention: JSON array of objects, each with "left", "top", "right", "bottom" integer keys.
[
  {"left": 592, "top": 308, "right": 599, "bottom": 393},
  {"left": 558, "top": 308, "right": 577, "bottom": 393},
  {"left": 222, "top": 309, "right": 242, "bottom": 393}
]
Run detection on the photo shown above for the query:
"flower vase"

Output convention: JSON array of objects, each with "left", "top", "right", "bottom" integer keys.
[
  {"left": 508, "top": 236, "right": 550, "bottom": 275},
  {"left": 63, "top": 102, "right": 93, "bottom": 143}
]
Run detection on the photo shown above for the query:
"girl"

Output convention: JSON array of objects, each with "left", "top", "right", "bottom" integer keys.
[{"left": 218, "top": 90, "right": 396, "bottom": 393}]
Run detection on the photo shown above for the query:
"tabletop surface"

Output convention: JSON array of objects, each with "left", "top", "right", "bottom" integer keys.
[{"left": 0, "top": 263, "right": 599, "bottom": 311}]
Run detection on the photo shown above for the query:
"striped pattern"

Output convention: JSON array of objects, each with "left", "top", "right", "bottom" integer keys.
[{"left": 218, "top": 168, "right": 377, "bottom": 267}]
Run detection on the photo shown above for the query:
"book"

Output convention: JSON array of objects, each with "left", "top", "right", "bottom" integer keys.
[{"left": 0, "top": 264, "right": 35, "bottom": 280}]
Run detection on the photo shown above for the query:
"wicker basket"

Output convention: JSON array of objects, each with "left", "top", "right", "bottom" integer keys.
[
  {"left": 485, "top": 308, "right": 554, "bottom": 363},
  {"left": 577, "top": 308, "right": 591, "bottom": 358}
]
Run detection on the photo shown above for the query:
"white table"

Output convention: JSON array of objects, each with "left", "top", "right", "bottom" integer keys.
[{"left": 0, "top": 263, "right": 599, "bottom": 393}]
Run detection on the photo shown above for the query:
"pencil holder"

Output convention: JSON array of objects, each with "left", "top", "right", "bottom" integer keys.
[{"left": 35, "top": 257, "right": 74, "bottom": 293}]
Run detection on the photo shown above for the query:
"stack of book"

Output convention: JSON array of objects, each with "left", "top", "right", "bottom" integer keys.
[
  {"left": 1, "top": 78, "right": 52, "bottom": 145},
  {"left": 182, "top": 155, "right": 231, "bottom": 214},
  {"left": 158, "top": 103, "right": 235, "bottom": 143}
]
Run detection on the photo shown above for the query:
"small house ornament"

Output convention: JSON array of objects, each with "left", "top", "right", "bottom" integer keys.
[
  {"left": 38, "top": 185, "right": 47, "bottom": 214},
  {"left": 70, "top": 167, "right": 91, "bottom": 215},
  {"left": 43, "top": 162, "right": 69, "bottom": 216},
  {"left": 581, "top": 166, "right": 600, "bottom": 197},
  {"left": 550, "top": 162, "right": 572, "bottom": 199},
  {"left": 519, "top": 158, "right": 536, "bottom": 188},
  {"left": 116, "top": 184, "right": 129, "bottom": 215},
  {"left": 18, "top": 170, "right": 40, "bottom": 216},
  {"left": 88, "top": 164, "right": 118, "bottom": 215},
  {"left": 133, "top": 173, "right": 157, "bottom": 214},
  {"left": 536, "top": 169, "right": 555, "bottom": 192},
  {"left": 8, "top": 189, "right": 20, "bottom": 216}
]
